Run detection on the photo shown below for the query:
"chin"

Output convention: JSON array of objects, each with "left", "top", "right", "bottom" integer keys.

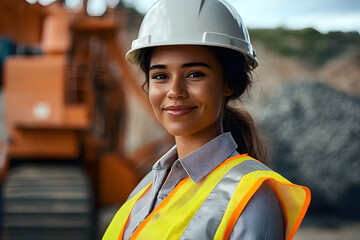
[
  {"left": 165, "top": 126, "right": 197, "bottom": 137},
  {"left": 166, "top": 129, "right": 190, "bottom": 137}
]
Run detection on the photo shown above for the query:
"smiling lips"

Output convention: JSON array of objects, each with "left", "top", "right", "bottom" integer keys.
[{"left": 164, "top": 105, "right": 197, "bottom": 117}]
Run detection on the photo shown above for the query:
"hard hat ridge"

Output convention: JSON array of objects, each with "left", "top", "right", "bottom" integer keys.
[{"left": 126, "top": 0, "right": 258, "bottom": 68}]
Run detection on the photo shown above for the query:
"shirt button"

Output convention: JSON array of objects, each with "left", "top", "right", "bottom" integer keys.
[{"left": 176, "top": 162, "right": 181, "bottom": 169}]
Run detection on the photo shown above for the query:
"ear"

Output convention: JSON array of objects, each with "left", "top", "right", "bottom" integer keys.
[{"left": 224, "top": 84, "right": 234, "bottom": 97}]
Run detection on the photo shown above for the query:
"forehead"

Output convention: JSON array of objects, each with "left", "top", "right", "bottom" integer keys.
[{"left": 150, "top": 45, "right": 220, "bottom": 66}]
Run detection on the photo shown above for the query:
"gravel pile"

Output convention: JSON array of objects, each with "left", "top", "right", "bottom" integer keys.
[{"left": 256, "top": 81, "right": 360, "bottom": 219}]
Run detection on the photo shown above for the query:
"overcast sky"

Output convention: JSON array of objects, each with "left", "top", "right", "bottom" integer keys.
[{"left": 29, "top": 0, "right": 360, "bottom": 33}]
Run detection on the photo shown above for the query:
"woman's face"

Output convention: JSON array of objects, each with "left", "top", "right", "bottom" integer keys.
[{"left": 148, "top": 45, "right": 232, "bottom": 138}]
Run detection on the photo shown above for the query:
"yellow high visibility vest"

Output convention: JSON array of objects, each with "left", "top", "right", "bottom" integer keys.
[{"left": 103, "top": 154, "right": 311, "bottom": 240}]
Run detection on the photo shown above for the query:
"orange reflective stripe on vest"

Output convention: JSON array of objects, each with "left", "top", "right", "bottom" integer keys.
[{"left": 102, "top": 154, "right": 311, "bottom": 240}]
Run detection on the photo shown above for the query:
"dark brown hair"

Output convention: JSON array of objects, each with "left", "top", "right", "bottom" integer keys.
[{"left": 136, "top": 46, "right": 267, "bottom": 163}]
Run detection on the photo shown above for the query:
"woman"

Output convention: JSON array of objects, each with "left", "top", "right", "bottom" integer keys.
[{"left": 103, "top": 0, "right": 311, "bottom": 239}]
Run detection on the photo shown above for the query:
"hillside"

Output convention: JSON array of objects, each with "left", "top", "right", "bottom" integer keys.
[
  {"left": 241, "top": 29, "right": 360, "bottom": 113},
  {"left": 245, "top": 39, "right": 360, "bottom": 113},
  {"left": 249, "top": 28, "right": 360, "bottom": 67}
]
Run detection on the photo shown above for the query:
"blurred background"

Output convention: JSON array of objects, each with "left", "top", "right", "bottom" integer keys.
[{"left": 0, "top": 0, "right": 359, "bottom": 239}]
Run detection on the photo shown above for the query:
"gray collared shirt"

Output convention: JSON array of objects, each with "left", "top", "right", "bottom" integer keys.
[{"left": 123, "top": 132, "right": 284, "bottom": 239}]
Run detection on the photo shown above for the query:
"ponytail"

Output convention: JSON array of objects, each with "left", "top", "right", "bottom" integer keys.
[{"left": 209, "top": 46, "right": 268, "bottom": 163}]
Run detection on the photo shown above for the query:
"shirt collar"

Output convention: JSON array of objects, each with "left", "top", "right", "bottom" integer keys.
[
  {"left": 152, "top": 145, "right": 178, "bottom": 171},
  {"left": 152, "top": 132, "right": 238, "bottom": 182}
]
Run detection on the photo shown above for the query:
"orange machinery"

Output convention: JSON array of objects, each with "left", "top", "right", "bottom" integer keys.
[{"left": 0, "top": 0, "right": 172, "bottom": 212}]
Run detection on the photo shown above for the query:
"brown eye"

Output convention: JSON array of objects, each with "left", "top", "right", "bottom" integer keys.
[
  {"left": 151, "top": 73, "right": 169, "bottom": 80},
  {"left": 187, "top": 71, "right": 205, "bottom": 79}
]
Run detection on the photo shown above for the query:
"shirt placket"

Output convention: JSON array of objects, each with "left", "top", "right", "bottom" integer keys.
[{"left": 154, "top": 160, "right": 187, "bottom": 209}]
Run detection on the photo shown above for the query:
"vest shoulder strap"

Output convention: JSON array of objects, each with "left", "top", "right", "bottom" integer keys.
[{"left": 215, "top": 168, "right": 311, "bottom": 240}]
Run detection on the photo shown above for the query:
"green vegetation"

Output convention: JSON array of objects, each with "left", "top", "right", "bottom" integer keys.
[{"left": 249, "top": 28, "right": 360, "bottom": 66}]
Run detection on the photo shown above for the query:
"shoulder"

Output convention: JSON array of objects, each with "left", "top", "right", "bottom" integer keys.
[
  {"left": 230, "top": 182, "right": 285, "bottom": 239},
  {"left": 223, "top": 155, "right": 273, "bottom": 180}
]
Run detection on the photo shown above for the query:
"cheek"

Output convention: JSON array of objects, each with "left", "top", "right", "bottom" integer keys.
[
  {"left": 193, "top": 84, "right": 225, "bottom": 105},
  {"left": 148, "top": 85, "right": 162, "bottom": 110},
  {"left": 202, "top": 86, "right": 226, "bottom": 117}
]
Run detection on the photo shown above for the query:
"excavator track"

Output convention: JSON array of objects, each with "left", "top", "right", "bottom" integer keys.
[{"left": 1, "top": 163, "right": 94, "bottom": 240}]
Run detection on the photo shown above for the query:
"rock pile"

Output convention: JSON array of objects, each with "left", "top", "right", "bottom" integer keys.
[{"left": 256, "top": 81, "right": 360, "bottom": 219}]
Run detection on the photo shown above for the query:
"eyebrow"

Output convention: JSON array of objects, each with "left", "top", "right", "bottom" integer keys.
[
  {"left": 182, "top": 62, "right": 211, "bottom": 68},
  {"left": 149, "top": 62, "right": 211, "bottom": 71},
  {"left": 149, "top": 64, "right": 167, "bottom": 71}
]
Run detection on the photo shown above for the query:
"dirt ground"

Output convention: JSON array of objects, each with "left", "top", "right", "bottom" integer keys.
[{"left": 294, "top": 223, "right": 360, "bottom": 240}]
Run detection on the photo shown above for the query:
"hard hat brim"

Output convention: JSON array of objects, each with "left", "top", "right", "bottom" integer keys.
[{"left": 126, "top": 40, "right": 258, "bottom": 69}]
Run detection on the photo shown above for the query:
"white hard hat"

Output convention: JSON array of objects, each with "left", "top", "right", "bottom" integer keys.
[{"left": 126, "top": 0, "right": 258, "bottom": 68}]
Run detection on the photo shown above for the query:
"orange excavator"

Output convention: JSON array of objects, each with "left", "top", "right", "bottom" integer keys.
[{"left": 0, "top": 0, "right": 172, "bottom": 239}]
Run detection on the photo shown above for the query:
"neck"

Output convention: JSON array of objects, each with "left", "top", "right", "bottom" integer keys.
[{"left": 175, "top": 124, "right": 223, "bottom": 159}]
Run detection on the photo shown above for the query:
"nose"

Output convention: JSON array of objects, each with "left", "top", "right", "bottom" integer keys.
[{"left": 166, "top": 77, "right": 188, "bottom": 99}]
